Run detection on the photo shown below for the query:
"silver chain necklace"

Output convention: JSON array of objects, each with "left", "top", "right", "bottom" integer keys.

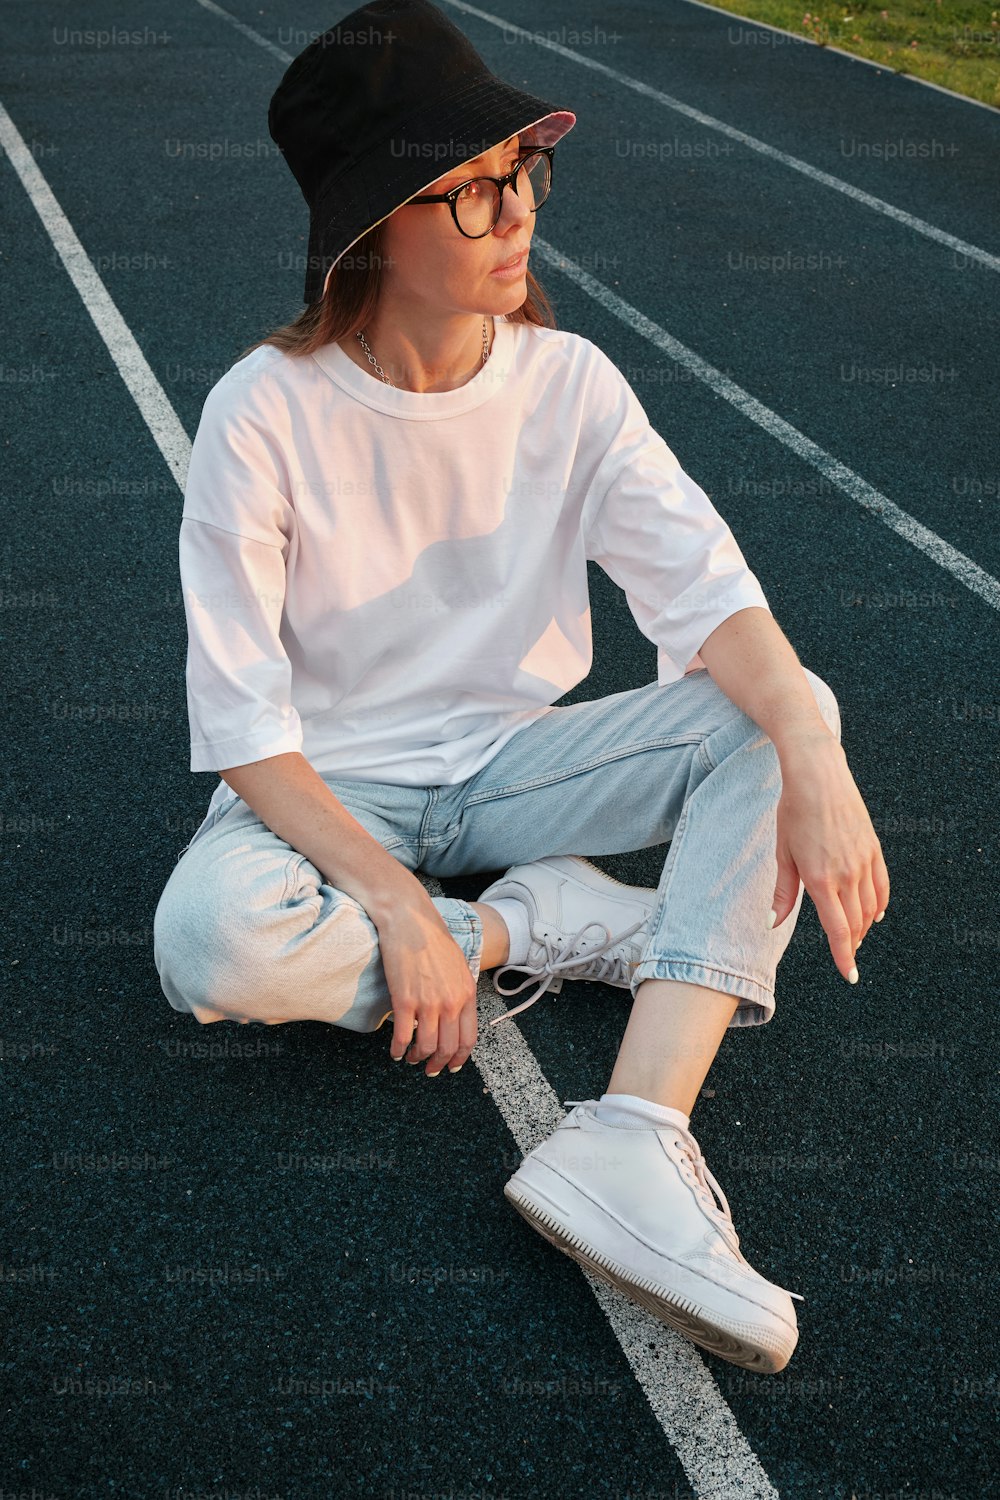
[{"left": 356, "top": 316, "right": 491, "bottom": 388}]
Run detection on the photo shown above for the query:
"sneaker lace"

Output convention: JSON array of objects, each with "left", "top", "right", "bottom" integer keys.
[
  {"left": 672, "top": 1129, "right": 742, "bottom": 1256},
  {"left": 488, "top": 918, "right": 645, "bottom": 1027},
  {"left": 561, "top": 1100, "right": 805, "bottom": 1303}
]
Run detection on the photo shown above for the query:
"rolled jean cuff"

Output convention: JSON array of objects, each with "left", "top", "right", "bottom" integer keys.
[
  {"left": 440, "top": 897, "right": 484, "bottom": 984},
  {"left": 628, "top": 957, "right": 776, "bottom": 1028}
]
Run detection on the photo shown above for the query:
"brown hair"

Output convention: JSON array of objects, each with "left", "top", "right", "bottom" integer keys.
[{"left": 234, "top": 138, "right": 558, "bottom": 365}]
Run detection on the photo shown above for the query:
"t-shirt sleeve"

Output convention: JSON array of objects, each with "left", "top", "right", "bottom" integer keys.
[
  {"left": 581, "top": 346, "right": 772, "bottom": 685},
  {"left": 179, "top": 369, "right": 303, "bottom": 773}
]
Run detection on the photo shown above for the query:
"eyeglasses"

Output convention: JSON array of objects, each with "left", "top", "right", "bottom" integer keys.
[{"left": 406, "top": 148, "right": 554, "bottom": 239}]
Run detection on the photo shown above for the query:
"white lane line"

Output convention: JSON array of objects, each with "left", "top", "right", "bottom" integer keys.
[
  {"left": 442, "top": 0, "right": 1000, "bottom": 272},
  {"left": 532, "top": 235, "right": 1000, "bottom": 614},
  {"left": 0, "top": 103, "right": 192, "bottom": 491},
  {"left": 1, "top": 65, "right": 780, "bottom": 1494},
  {"left": 680, "top": 0, "right": 1000, "bottom": 117},
  {"left": 418, "top": 872, "right": 781, "bottom": 1500},
  {"left": 193, "top": 0, "right": 294, "bottom": 62}
]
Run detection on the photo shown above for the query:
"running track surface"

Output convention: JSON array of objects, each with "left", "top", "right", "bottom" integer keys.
[{"left": 1, "top": 1, "right": 998, "bottom": 1495}]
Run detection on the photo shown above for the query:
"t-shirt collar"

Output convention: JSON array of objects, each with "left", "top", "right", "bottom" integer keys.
[{"left": 310, "top": 315, "right": 515, "bottom": 420}]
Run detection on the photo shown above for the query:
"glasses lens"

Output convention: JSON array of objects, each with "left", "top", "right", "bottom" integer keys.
[
  {"left": 516, "top": 152, "right": 551, "bottom": 211},
  {"left": 455, "top": 178, "right": 501, "bottom": 237}
]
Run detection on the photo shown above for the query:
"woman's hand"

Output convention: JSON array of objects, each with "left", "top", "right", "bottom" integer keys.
[
  {"left": 770, "top": 737, "right": 890, "bottom": 983},
  {"left": 375, "top": 894, "right": 479, "bottom": 1074}
]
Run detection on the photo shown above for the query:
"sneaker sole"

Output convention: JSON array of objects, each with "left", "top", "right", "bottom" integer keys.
[{"left": 504, "top": 1176, "right": 797, "bottom": 1374}]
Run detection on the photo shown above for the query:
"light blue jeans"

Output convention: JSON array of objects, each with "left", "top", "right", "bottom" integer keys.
[{"left": 153, "top": 667, "right": 840, "bottom": 1035}]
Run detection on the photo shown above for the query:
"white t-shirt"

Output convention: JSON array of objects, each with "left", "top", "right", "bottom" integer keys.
[{"left": 179, "top": 314, "right": 772, "bottom": 821}]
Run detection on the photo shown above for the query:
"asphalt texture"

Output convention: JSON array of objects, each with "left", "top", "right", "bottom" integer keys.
[{"left": 2, "top": 0, "right": 998, "bottom": 1496}]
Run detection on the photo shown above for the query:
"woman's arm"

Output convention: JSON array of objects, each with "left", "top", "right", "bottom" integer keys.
[
  {"left": 697, "top": 606, "right": 890, "bottom": 983},
  {"left": 220, "top": 751, "right": 432, "bottom": 930},
  {"left": 696, "top": 606, "right": 840, "bottom": 754}
]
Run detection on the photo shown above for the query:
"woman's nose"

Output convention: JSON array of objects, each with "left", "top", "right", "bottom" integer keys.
[{"left": 499, "top": 181, "right": 533, "bottom": 230}]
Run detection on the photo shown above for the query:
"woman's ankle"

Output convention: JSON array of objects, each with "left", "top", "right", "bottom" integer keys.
[
  {"left": 469, "top": 901, "right": 510, "bottom": 968},
  {"left": 607, "top": 977, "right": 739, "bottom": 1116}
]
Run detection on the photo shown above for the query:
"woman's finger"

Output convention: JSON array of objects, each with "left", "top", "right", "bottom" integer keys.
[
  {"left": 769, "top": 836, "right": 802, "bottom": 929},
  {"left": 809, "top": 880, "right": 859, "bottom": 983},
  {"left": 855, "top": 863, "right": 880, "bottom": 948},
  {"left": 837, "top": 878, "right": 864, "bottom": 970},
  {"left": 873, "top": 846, "right": 891, "bottom": 920},
  {"left": 447, "top": 992, "right": 479, "bottom": 1075},
  {"left": 424, "top": 1007, "right": 460, "bottom": 1077},
  {"left": 390, "top": 1002, "right": 416, "bottom": 1062},
  {"left": 407, "top": 1007, "right": 440, "bottom": 1065}
]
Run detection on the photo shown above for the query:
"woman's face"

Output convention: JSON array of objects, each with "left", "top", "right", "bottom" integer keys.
[{"left": 378, "top": 134, "right": 537, "bottom": 317}]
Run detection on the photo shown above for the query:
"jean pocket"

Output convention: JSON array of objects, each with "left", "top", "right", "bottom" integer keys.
[{"left": 213, "top": 792, "right": 240, "bottom": 824}]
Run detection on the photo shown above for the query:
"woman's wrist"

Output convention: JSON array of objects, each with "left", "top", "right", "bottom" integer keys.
[
  {"left": 365, "top": 867, "right": 439, "bottom": 931},
  {"left": 774, "top": 727, "right": 846, "bottom": 777}
]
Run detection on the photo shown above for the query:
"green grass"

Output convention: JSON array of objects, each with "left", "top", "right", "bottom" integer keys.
[{"left": 694, "top": 0, "right": 1000, "bottom": 109}]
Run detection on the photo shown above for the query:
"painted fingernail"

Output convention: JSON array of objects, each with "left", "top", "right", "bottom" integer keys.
[
  {"left": 448, "top": 1065, "right": 462, "bottom": 1073},
  {"left": 875, "top": 911, "right": 885, "bottom": 922},
  {"left": 768, "top": 910, "right": 777, "bottom": 929},
  {"left": 848, "top": 966, "right": 859, "bottom": 984},
  {"left": 390, "top": 1054, "right": 403, "bottom": 1062},
  {"left": 427, "top": 1069, "right": 441, "bottom": 1078}
]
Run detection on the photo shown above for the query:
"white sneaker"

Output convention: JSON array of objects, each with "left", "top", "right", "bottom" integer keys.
[
  {"left": 504, "top": 1099, "right": 803, "bottom": 1373},
  {"left": 476, "top": 855, "right": 657, "bottom": 1027}
]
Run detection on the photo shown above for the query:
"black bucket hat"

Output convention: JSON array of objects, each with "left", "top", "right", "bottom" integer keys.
[{"left": 267, "top": 0, "right": 576, "bottom": 305}]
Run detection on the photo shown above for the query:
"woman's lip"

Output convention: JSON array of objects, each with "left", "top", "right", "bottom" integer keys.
[{"left": 491, "top": 249, "right": 528, "bottom": 274}]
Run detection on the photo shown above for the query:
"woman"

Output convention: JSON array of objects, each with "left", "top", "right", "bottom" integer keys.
[{"left": 153, "top": 0, "right": 889, "bottom": 1374}]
